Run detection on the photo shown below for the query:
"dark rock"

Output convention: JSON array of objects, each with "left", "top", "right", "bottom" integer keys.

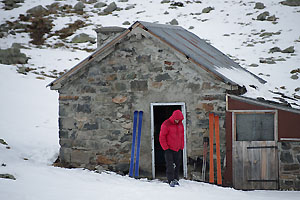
[
  {"left": 249, "top": 63, "right": 259, "bottom": 67},
  {"left": 17, "top": 66, "right": 36, "bottom": 75},
  {"left": 155, "top": 73, "right": 172, "bottom": 82},
  {"left": 46, "top": 2, "right": 60, "bottom": 13},
  {"left": 94, "top": 2, "right": 107, "bottom": 8},
  {"left": 120, "top": 135, "right": 130, "bottom": 143},
  {"left": 282, "top": 46, "right": 295, "bottom": 53},
  {"left": 269, "top": 47, "right": 282, "bottom": 53},
  {"left": 291, "top": 68, "right": 300, "bottom": 74},
  {"left": 197, "top": 119, "right": 209, "bottom": 128},
  {"left": 161, "top": 0, "right": 171, "bottom": 3},
  {"left": 83, "top": 123, "right": 99, "bottom": 130},
  {"left": 112, "top": 130, "right": 121, "bottom": 135},
  {"left": 280, "top": 151, "right": 294, "bottom": 163},
  {"left": 254, "top": 2, "right": 265, "bottom": 9},
  {"left": 171, "top": 2, "right": 184, "bottom": 7},
  {"left": 59, "top": 118, "right": 77, "bottom": 130},
  {"left": 81, "top": 86, "right": 96, "bottom": 93},
  {"left": 77, "top": 104, "right": 91, "bottom": 113},
  {"left": 59, "top": 130, "right": 68, "bottom": 138},
  {"left": 291, "top": 74, "right": 299, "bottom": 80},
  {"left": 136, "top": 55, "right": 151, "bottom": 63},
  {"left": 0, "top": 139, "right": 8, "bottom": 145},
  {"left": 284, "top": 164, "right": 300, "bottom": 171},
  {"left": 267, "top": 15, "right": 277, "bottom": 21},
  {"left": 0, "top": 47, "right": 29, "bottom": 64},
  {"left": 295, "top": 180, "right": 300, "bottom": 190},
  {"left": 259, "top": 57, "right": 276, "bottom": 64},
  {"left": 297, "top": 155, "right": 300, "bottom": 163},
  {"left": 280, "top": 0, "right": 300, "bottom": 6},
  {"left": 259, "top": 31, "right": 281, "bottom": 38},
  {"left": 130, "top": 80, "right": 148, "bottom": 91},
  {"left": 115, "top": 163, "right": 129, "bottom": 174},
  {"left": 122, "top": 21, "right": 130, "bottom": 25},
  {"left": 3, "top": 0, "right": 24, "bottom": 10},
  {"left": 202, "top": 6, "right": 214, "bottom": 13},
  {"left": 169, "top": 19, "right": 179, "bottom": 25},
  {"left": 114, "top": 82, "right": 127, "bottom": 91},
  {"left": 257, "top": 11, "right": 270, "bottom": 20},
  {"left": 26, "top": 5, "right": 48, "bottom": 16},
  {"left": 0, "top": 174, "right": 16, "bottom": 180},
  {"left": 187, "top": 83, "right": 200, "bottom": 92},
  {"left": 72, "top": 33, "right": 95, "bottom": 43},
  {"left": 125, "top": 5, "right": 135, "bottom": 10},
  {"left": 86, "top": 0, "right": 97, "bottom": 4},
  {"left": 103, "top": 2, "right": 117, "bottom": 13},
  {"left": 74, "top": 2, "right": 85, "bottom": 12},
  {"left": 281, "top": 142, "right": 292, "bottom": 150},
  {"left": 112, "top": 65, "right": 127, "bottom": 72}
]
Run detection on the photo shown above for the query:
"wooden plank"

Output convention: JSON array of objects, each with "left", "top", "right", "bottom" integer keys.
[
  {"left": 265, "top": 141, "right": 278, "bottom": 189},
  {"left": 215, "top": 115, "right": 222, "bottom": 185},
  {"left": 261, "top": 141, "right": 268, "bottom": 189},
  {"left": 242, "top": 142, "right": 250, "bottom": 189},
  {"left": 233, "top": 142, "right": 244, "bottom": 189},
  {"left": 209, "top": 113, "right": 214, "bottom": 184}
]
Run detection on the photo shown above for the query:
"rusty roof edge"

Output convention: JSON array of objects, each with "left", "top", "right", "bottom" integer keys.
[
  {"left": 227, "top": 94, "right": 300, "bottom": 114},
  {"left": 46, "top": 23, "right": 138, "bottom": 89}
]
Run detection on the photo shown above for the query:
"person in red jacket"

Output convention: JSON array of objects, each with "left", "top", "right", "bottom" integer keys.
[{"left": 159, "top": 110, "right": 184, "bottom": 187}]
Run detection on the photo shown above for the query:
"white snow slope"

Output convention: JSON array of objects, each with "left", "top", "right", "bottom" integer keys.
[{"left": 1, "top": 0, "right": 300, "bottom": 199}]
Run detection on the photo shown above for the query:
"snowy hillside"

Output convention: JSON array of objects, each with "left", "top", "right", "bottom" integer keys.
[{"left": 1, "top": 0, "right": 300, "bottom": 199}]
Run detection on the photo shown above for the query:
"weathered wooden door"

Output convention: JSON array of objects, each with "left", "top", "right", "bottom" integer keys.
[{"left": 232, "top": 111, "right": 278, "bottom": 190}]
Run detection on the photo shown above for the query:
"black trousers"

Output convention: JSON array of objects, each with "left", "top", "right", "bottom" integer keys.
[{"left": 164, "top": 149, "right": 182, "bottom": 183}]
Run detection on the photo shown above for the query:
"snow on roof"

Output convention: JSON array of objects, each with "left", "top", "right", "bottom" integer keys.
[{"left": 215, "top": 65, "right": 300, "bottom": 109}]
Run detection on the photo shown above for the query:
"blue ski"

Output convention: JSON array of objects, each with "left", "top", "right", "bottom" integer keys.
[
  {"left": 134, "top": 111, "right": 143, "bottom": 178},
  {"left": 129, "top": 111, "right": 138, "bottom": 177}
]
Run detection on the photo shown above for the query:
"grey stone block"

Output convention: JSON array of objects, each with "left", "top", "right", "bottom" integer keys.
[
  {"left": 59, "top": 118, "right": 77, "bottom": 129},
  {"left": 280, "top": 151, "right": 294, "bottom": 163},
  {"left": 130, "top": 80, "right": 148, "bottom": 91},
  {"left": 77, "top": 104, "right": 91, "bottom": 113},
  {"left": 155, "top": 73, "right": 171, "bottom": 82}
]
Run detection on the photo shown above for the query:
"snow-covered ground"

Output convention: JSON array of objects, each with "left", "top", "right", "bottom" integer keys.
[{"left": 1, "top": 0, "right": 300, "bottom": 199}]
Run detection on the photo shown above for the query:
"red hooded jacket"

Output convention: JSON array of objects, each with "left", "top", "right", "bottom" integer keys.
[{"left": 159, "top": 110, "right": 184, "bottom": 151}]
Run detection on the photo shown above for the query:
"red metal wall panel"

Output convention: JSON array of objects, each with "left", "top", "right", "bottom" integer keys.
[{"left": 224, "top": 112, "right": 233, "bottom": 186}]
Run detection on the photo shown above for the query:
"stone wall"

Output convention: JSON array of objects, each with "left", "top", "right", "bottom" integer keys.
[
  {"left": 57, "top": 27, "right": 232, "bottom": 179},
  {"left": 95, "top": 26, "right": 126, "bottom": 48},
  {"left": 279, "top": 141, "right": 300, "bottom": 190}
]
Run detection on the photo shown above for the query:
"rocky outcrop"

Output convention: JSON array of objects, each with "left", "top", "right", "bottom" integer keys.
[
  {"left": 0, "top": 46, "right": 29, "bottom": 65},
  {"left": 280, "top": 0, "right": 300, "bottom": 6},
  {"left": 71, "top": 33, "right": 95, "bottom": 43}
]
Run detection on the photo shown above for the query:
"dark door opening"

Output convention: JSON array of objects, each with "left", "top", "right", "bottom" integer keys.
[{"left": 153, "top": 105, "right": 183, "bottom": 179}]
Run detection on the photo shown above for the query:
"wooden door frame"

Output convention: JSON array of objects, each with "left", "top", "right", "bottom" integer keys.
[
  {"left": 150, "top": 102, "right": 187, "bottom": 179},
  {"left": 230, "top": 110, "right": 278, "bottom": 189}
]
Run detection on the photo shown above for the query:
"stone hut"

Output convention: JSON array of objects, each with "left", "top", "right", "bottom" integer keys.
[{"left": 48, "top": 21, "right": 266, "bottom": 182}]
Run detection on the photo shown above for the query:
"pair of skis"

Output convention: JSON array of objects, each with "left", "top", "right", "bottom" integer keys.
[
  {"left": 208, "top": 113, "right": 222, "bottom": 185},
  {"left": 129, "top": 111, "right": 143, "bottom": 178}
]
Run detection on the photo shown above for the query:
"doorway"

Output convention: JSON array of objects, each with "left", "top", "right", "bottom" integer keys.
[
  {"left": 232, "top": 110, "right": 278, "bottom": 190},
  {"left": 150, "top": 103, "right": 187, "bottom": 179}
]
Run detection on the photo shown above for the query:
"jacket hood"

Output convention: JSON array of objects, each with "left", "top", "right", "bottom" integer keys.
[{"left": 169, "top": 110, "right": 184, "bottom": 124}]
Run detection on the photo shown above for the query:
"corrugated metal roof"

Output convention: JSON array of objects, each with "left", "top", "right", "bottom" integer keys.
[
  {"left": 48, "top": 21, "right": 266, "bottom": 88},
  {"left": 138, "top": 21, "right": 266, "bottom": 85}
]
